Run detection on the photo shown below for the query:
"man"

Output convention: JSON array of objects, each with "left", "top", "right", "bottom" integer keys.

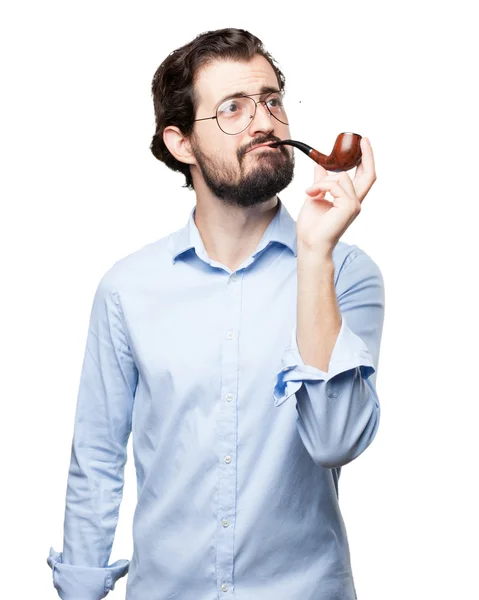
[{"left": 47, "top": 27, "right": 384, "bottom": 600}]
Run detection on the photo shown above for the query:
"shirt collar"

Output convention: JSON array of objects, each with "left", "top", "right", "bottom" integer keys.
[{"left": 170, "top": 197, "right": 297, "bottom": 265}]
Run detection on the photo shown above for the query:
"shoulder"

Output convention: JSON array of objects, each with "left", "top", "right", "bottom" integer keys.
[
  {"left": 332, "top": 240, "right": 384, "bottom": 283},
  {"left": 97, "top": 232, "right": 173, "bottom": 293}
]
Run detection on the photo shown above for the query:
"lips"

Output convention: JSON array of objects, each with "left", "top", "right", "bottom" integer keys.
[{"left": 247, "top": 143, "right": 277, "bottom": 153}]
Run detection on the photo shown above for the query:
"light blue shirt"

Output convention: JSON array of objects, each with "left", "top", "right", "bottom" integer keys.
[{"left": 47, "top": 198, "right": 385, "bottom": 600}]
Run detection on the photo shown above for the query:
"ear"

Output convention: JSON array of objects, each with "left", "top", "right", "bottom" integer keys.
[{"left": 163, "top": 126, "right": 197, "bottom": 165}]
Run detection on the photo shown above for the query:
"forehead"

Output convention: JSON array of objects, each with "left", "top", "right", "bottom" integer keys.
[{"left": 194, "top": 54, "right": 279, "bottom": 109}]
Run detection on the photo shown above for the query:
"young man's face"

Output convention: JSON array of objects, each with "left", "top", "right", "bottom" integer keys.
[{"left": 189, "top": 54, "right": 295, "bottom": 207}]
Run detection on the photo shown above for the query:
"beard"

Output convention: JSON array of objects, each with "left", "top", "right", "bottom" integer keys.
[{"left": 190, "top": 136, "right": 295, "bottom": 208}]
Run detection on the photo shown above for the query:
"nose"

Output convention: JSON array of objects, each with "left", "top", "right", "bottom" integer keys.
[{"left": 247, "top": 100, "right": 274, "bottom": 135}]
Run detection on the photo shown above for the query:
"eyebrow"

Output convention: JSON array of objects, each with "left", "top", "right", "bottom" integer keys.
[{"left": 214, "top": 85, "right": 281, "bottom": 109}]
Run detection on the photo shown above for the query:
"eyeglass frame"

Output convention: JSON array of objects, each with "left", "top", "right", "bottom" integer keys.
[{"left": 192, "top": 90, "right": 288, "bottom": 135}]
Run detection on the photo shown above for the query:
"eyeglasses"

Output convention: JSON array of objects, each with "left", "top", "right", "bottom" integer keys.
[{"left": 193, "top": 90, "right": 289, "bottom": 135}]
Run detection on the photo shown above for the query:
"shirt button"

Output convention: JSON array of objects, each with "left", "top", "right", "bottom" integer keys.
[
  {"left": 227, "top": 330, "right": 234, "bottom": 339},
  {"left": 222, "top": 519, "right": 229, "bottom": 527},
  {"left": 231, "top": 272, "right": 237, "bottom": 282},
  {"left": 225, "top": 393, "right": 233, "bottom": 402},
  {"left": 224, "top": 455, "right": 232, "bottom": 463},
  {"left": 221, "top": 583, "right": 228, "bottom": 592}
]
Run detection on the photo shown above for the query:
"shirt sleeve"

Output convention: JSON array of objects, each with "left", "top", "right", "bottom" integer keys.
[
  {"left": 272, "top": 248, "right": 385, "bottom": 469},
  {"left": 47, "top": 274, "right": 138, "bottom": 600}
]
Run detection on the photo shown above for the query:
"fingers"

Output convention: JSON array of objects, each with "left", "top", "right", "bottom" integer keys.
[
  {"left": 306, "top": 171, "right": 354, "bottom": 198},
  {"left": 352, "top": 138, "right": 377, "bottom": 200},
  {"left": 306, "top": 137, "right": 376, "bottom": 203},
  {"left": 313, "top": 162, "right": 328, "bottom": 183},
  {"left": 359, "top": 137, "right": 376, "bottom": 177},
  {"left": 306, "top": 179, "right": 362, "bottom": 214}
]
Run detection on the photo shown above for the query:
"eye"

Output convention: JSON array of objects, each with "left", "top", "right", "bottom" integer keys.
[
  {"left": 266, "top": 94, "right": 284, "bottom": 109},
  {"left": 223, "top": 101, "right": 239, "bottom": 113},
  {"left": 217, "top": 97, "right": 251, "bottom": 119}
]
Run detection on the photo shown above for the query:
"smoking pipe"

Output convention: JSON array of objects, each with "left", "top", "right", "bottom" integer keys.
[{"left": 269, "top": 132, "right": 362, "bottom": 172}]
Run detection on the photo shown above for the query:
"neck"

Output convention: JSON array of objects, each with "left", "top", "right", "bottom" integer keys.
[{"left": 193, "top": 195, "right": 280, "bottom": 272}]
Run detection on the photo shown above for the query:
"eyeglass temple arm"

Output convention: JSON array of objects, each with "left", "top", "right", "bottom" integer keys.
[{"left": 193, "top": 116, "right": 217, "bottom": 122}]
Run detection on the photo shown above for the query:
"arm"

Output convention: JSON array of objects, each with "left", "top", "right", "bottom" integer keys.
[
  {"left": 273, "top": 247, "right": 385, "bottom": 469},
  {"left": 47, "top": 274, "right": 138, "bottom": 600},
  {"left": 296, "top": 252, "right": 341, "bottom": 372}
]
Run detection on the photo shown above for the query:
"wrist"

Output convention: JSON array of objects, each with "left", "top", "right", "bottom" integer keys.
[{"left": 297, "top": 242, "right": 334, "bottom": 265}]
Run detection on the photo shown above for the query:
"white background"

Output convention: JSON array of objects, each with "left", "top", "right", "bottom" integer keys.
[{"left": 1, "top": 1, "right": 478, "bottom": 598}]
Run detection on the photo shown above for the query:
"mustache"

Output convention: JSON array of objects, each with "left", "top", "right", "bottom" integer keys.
[{"left": 242, "top": 136, "right": 282, "bottom": 155}]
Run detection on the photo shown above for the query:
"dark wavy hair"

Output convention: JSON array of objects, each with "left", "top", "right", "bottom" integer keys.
[{"left": 149, "top": 28, "right": 286, "bottom": 190}]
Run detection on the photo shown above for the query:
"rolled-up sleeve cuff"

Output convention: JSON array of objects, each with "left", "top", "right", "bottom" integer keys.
[
  {"left": 273, "top": 315, "right": 376, "bottom": 407},
  {"left": 47, "top": 547, "right": 130, "bottom": 600}
]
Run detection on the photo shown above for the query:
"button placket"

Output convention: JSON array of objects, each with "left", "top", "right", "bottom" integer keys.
[{"left": 216, "top": 269, "right": 242, "bottom": 597}]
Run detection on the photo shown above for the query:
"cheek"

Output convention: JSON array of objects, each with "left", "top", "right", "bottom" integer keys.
[{"left": 213, "top": 141, "right": 240, "bottom": 165}]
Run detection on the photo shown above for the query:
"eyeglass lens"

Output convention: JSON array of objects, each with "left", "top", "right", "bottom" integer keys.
[{"left": 216, "top": 92, "right": 288, "bottom": 135}]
